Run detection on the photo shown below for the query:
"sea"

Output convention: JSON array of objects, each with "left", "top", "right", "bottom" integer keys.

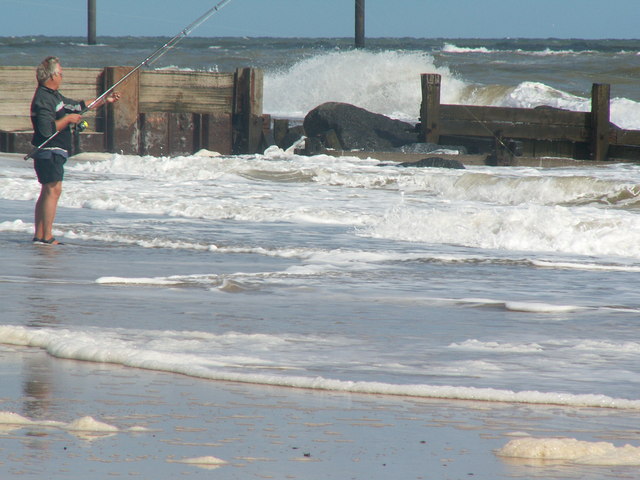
[{"left": 2, "top": 36, "right": 640, "bottom": 477}]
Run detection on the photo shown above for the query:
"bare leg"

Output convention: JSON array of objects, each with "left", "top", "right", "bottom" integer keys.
[{"left": 34, "top": 181, "right": 62, "bottom": 244}]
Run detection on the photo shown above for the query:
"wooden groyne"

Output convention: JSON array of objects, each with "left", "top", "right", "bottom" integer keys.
[
  {"left": 419, "top": 73, "right": 640, "bottom": 163},
  {"left": 0, "top": 66, "right": 265, "bottom": 157},
  {"left": 3, "top": 66, "right": 640, "bottom": 165}
]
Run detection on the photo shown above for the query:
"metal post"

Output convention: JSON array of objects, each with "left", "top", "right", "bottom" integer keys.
[
  {"left": 355, "top": 0, "right": 365, "bottom": 48},
  {"left": 88, "top": 0, "right": 97, "bottom": 45}
]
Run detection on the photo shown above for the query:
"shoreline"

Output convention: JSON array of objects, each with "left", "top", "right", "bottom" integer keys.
[
  {"left": 4, "top": 150, "right": 626, "bottom": 169},
  {"left": 2, "top": 344, "right": 639, "bottom": 480},
  {"left": 318, "top": 150, "right": 623, "bottom": 168}
]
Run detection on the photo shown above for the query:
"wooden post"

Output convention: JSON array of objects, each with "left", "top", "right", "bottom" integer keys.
[
  {"left": 355, "top": 0, "right": 365, "bottom": 48},
  {"left": 233, "top": 67, "right": 263, "bottom": 154},
  {"left": 273, "top": 118, "right": 289, "bottom": 148},
  {"left": 139, "top": 112, "right": 168, "bottom": 157},
  {"left": 202, "top": 113, "right": 233, "bottom": 155},
  {"left": 104, "top": 66, "right": 139, "bottom": 154},
  {"left": 591, "top": 83, "right": 610, "bottom": 161},
  {"left": 168, "top": 112, "right": 197, "bottom": 156},
  {"left": 87, "top": 0, "right": 97, "bottom": 45},
  {"left": 420, "top": 73, "right": 441, "bottom": 144}
]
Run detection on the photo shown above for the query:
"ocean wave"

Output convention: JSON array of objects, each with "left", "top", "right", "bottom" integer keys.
[
  {"left": 264, "top": 49, "right": 465, "bottom": 121},
  {"left": 262, "top": 49, "right": 640, "bottom": 128},
  {"left": 363, "top": 202, "right": 640, "bottom": 259},
  {"left": 442, "top": 43, "right": 493, "bottom": 54},
  {"left": 442, "top": 43, "right": 596, "bottom": 56},
  {"left": 2, "top": 324, "right": 640, "bottom": 410}
]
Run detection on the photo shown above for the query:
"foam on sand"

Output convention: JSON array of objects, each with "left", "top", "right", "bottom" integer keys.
[
  {"left": 0, "top": 410, "right": 147, "bottom": 438},
  {"left": 497, "top": 437, "right": 640, "bottom": 465},
  {"left": 167, "top": 456, "right": 228, "bottom": 470},
  {"left": 504, "top": 301, "right": 584, "bottom": 313},
  {"left": 0, "top": 411, "right": 34, "bottom": 425},
  {"left": 66, "top": 416, "right": 119, "bottom": 432}
]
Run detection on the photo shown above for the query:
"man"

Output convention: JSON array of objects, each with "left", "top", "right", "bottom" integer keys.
[{"left": 30, "top": 56, "right": 120, "bottom": 245}]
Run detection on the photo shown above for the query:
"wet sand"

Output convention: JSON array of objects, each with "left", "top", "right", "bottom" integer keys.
[{"left": 1, "top": 343, "right": 639, "bottom": 480}]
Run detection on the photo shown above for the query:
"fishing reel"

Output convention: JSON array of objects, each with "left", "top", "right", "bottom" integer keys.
[{"left": 75, "top": 120, "right": 89, "bottom": 132}]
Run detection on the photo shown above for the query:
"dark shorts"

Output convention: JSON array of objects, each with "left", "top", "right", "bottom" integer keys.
[{"left": 34, "top": 152, "right": 67, "bottom": 184}]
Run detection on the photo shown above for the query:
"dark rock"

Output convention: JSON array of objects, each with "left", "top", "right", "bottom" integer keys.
[
  {"left": 397, "top": 157, "right": 465, "bottom": 169},
  {"left": 303, "top": 102, "right": 418, "bottom": 152}
]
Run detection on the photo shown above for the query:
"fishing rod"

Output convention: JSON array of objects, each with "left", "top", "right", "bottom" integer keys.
[{"left": 24, "top": 0, "right": 235, "bottom": 161}]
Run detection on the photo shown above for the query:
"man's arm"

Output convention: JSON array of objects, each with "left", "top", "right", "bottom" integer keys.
[
  {"left": 32, "top": 102, "right": 57, "bottom": 138},
  {"left": 55, "top": 114, "right": 82, "bottom": 131}
]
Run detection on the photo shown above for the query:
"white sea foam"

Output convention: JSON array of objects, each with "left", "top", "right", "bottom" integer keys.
[
  {"left": 495, "top": 81, "right": 590, "bottom": 111},
  {"left": 0, "top": 411, "right": 35, "bottom": 426},
  {"left": 96, "top": 276, "right": 182, "bottom": 286},
  {"left": 570, "top": 340, "right": 640, "bottom": 353},
  {"left": 532, "top": 260, "right": 640, "bottom": 272},
  {"left": 363, "top": 202, "right": 640, "bottom": 259},
  {"left": 442, "top": 43, "right": 596, "bottom": 56},
  {"left": 65, "top": 416, "right": 119, "bottom": 432},
  {"left": 0, "top": 411, "right": 121, "bottom": 434},
  {"left": 504, "top": 302, "right": 584, "bottom": 313},
  {"left": 497, "top": 437, "right": 640, "bottom": 465},
  {"left": 1, "top": 325, "right": 639, "bottom": 410},
  {"left": 264, "top": 49, "right": 465, "bottom": 121},
  {"left": 5, "top": 151, "right": 640, "bottom": 261},
  {"left": 442, "top": 43, "right": 493, "bottom": 54},
  {"left": 167, "top": 456, "right": 228, "bottom": 469},
  {"left": 449, "top": 340, "right": 544, "bottom": 353}
]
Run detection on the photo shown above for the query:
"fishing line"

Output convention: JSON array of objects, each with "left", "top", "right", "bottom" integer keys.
[
  {"left": 459, "top": 103, "right": 518, "bottom": 158},
  {"left": 24, "top": 0, "right": 235, "bottom": 161}
]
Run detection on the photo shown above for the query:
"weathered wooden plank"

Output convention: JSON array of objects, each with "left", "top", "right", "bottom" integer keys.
[
  {"left": 139, "top": 70, "right": 234, "bottom": 114},
  {"left": 612, "top": 129, "right": 640, "bottom": 146},
  {"left": 56, "top": 68, "right": 104, "bottom": 93},
  {"left": 441, "top": 118, "right": 589, "bottom": 142},
  {"left": 202, "top": 112, "right": 232, "bottom": 155},
  {"left": 0, "top": 131, "right": 32, "bottom": 153},
  {"left": 610, "top": 144, "right": 640, "bottom": 160},
  {"left": 0, "top": 66, "right": 35, "bottom": 86},
  {"left": 167, "top": 112, "right": 197, "bottom": 156},
  {"left": 441, "top": 104, "right": 590, "bottom": 127},
  {"left": 0, "top": 68, "right": 39, "bottom": 131},
  {"left": 140, "top": 112, "right": 168, "bottom": 157}
]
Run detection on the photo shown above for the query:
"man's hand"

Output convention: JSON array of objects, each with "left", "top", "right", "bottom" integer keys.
[
  {"left": 106, "top": 92, "right": 121, "bottom": 103},
  {"left": 56, "top": 113, "right": 82, "bottom": 131}
]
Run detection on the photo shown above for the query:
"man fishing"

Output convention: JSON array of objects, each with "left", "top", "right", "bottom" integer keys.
[{"left": 30, "top": 56, "right": 120, "bottom": 245}]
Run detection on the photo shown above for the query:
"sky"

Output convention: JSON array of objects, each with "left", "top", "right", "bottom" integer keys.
[{"left": 1, "top": 0, "right": 639, "bottom": 39}]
